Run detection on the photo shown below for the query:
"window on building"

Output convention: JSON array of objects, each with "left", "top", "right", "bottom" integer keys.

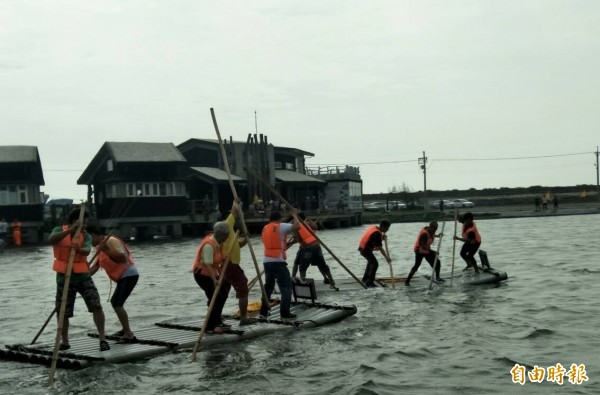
[
  {"left": 104, "top": 182, "right": 186, "bottom": 198},
  {"left": 18, "top": 186, "right": 27, "bottom": 203},
  {"left": 0, "top": 186, "right": 8, "bottom": 205},
  {"left": 107, "top": 159, "right": 114, "bottom": 172}
]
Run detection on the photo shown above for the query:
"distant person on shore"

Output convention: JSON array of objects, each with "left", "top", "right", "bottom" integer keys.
[
  {"left": 47, "top": 208, "right": 109, "bottom": 351},
  {"left": 358, "top": 220, "right": 392, "bottom": 287},
  {"left": 542, "top": 196, "right": 548, "bottom": 210},
  {"left": 337, "top": 199, "right": 344, "bottom": 213},
  {"left": 553, "top": 195, "right": 559, "bottom": 210},
  {"left": 454, "top": 212, "right": 485, "bottom": 273},
  {"left": 0, "top": 218, "right": 7, "bottom": 243},
  {"left": 11, "top": 218, "right": 21, "bottom": 246},
  {"left": 405, "top": 221, "right": 444, "bottom": 286},
  {"left": 534, "top": 197, "right": 541, "bottom": 211},
  {"left": 88, "top": 225, "right": 139, "bottom": 342},
  {"left": 439, "top": 200, "right": 444, "bottom": 211}
]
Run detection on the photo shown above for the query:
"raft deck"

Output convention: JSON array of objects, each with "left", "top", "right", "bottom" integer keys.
[
  {"left": 0, "top": 301, "right": 357, "bottom": 369},
  {"left": 312, "top": 268, "right": 508, "bottom": 294}
]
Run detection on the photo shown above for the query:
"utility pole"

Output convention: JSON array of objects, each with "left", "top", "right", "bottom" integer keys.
[
  {"left": 418, "top": 151, "right": 428, "bottom": 213},
  {"left": 596, "top": 146, "right": 600, "bottom": 201}
]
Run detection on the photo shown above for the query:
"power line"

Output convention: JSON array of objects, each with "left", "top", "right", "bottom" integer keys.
[
  {"left": 437, "top": 152, "right": 590, "bottom": 161},
  {"left": 308, "top": 159, "right": 416, "bottom": 166},
  {"left": 308, "top": 151, "right": 591, "bottom": 166}
]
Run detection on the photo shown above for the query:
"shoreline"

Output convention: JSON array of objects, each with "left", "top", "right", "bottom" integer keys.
[{"left": 362, "top": 201, "right": 600, "bottom": 223}]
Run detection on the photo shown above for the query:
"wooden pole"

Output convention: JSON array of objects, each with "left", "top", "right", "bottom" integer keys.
[
  {"left": 450, "top": 209, "right": 458, "bottom": 286},
  {"left": 428, "top": 220, "right": 446, "bottom": 290},
  {"left": 247, "top": 270, "right": 264, "bottom": 291},
  {"left": 30, "top": 308, "right": 56, "bottom": 345},
  {"left": 384, "top": 236, "right": 395, "bottom": 289},
  {"left": 191, "top": 230, "right": 240, "bottom": 361},
  {"left": 247, "top": 167, "right": 367, "bottom": 289},
  {"left": 48, "top": 204, "right": 86, "bottom": 386},
  {"left": 210, "top": 108, "right": 269, "bottom": 306}
]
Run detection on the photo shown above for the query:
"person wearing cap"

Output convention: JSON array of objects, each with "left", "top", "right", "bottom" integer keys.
[
  {"left": 48, "top": 207, "right": 109, "bottom": 351},
  {"left": 192, "top": 220, "right": 232, "bottom": 334}
]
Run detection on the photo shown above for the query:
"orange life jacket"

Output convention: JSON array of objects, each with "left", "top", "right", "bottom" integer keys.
[
  {"left": 413, "top": 227, "right": 434, "bottom": 254},
  {"left": 297, "top": 223, "right": 317, "bottom": 247},
  {"left": 192, "top": 234, "right": 224, "bottom": 276},
  {"left": 98, "top": 235, "right": 135, "bottom": 282},
  {"left": 462, "top": 222, "right": 481, "bottom": 243},
  {"left": 262, "top": 222, "right": 287, "bottom": 260},
  {"left": 358, "top": 226, "right": 382, "bottom": 251},
  {"left": 52, "top": 225, "right": 89, "bottom": 274}
]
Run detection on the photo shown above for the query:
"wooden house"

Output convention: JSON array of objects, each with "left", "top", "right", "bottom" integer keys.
[
  {"left": 305, "top": 165, "right": 364, "bottom": 212},
  {"left": 0, "top": 145, "right": 45, "bottom": 243},
  {"left": 77, "top": 142, "right": 189, "bottom": 239},
  {"left": 177, "top": 134, "right": 326, "bottom": 215}
]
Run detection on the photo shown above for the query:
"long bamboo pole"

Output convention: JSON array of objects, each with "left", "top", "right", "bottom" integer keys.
[
  {"left": 30, "top": 308, "right": 56, "bottom": 345},
  {"left": 428, "top": 220, "right": 446, "bottom": 291},
  {"left": 210, "top": 108, "right": 269, "bottom": 305},
  {"left": 450, "top": 209, "right": 458, "bottom": 286},
  {"left": 48, "top": 204, "right": 86, "bottom": 386},
  {"left": 384, "top": 237, "right": 395, "bottom": 289}
]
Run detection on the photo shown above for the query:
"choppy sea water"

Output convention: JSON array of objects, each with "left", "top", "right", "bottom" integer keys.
[{"left": 0, "top": 214, "right": 598, "bottom": 394}]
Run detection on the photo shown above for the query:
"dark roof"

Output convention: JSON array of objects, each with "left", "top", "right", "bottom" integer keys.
[
  {"left": 46, "top": 198, "right": 73, "bottom": 206},
  {"left": 0, "top": 145, "right": 45, "bottom": 184},
  {"left": 0, "top": 146, "right": 39, "bottom": 163},
  {"left": 78, "top": 142, "right": 187, "bottom": 184},
  {"left": 106, "top": 142, "right": 187, "bottom": 163},
  {"left": 275, "top": 170, "right": 325, "bottom": 183},
  {"left": 179, "top": 138, "right": 314, "bottom": 157},
  {"left": 190, "top": 167, "right": 244, "bottom": 183},
  {"left": 274, "top": 146, "right": 315, "bottom": 157}
]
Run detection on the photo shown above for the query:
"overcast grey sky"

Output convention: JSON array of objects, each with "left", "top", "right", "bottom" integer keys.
[{"left": 2, "top": 1, "right": 599, "bottom": 201}]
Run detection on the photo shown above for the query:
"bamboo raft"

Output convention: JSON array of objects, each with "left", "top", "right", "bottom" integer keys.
[
  {"left": 312, "top": 269, "right": 508, "bottom": 294},
  {"left": 0, "top": 301, "right": 357, "bottom": 370}
]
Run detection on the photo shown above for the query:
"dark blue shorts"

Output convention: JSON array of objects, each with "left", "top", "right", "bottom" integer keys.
[{"left": 111, "top": 275, "right": 139, "bottom": 308}]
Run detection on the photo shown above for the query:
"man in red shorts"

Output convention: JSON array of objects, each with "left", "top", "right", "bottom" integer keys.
[{"left": 222, "top": 199, "right": 252, "bottom": 325}]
